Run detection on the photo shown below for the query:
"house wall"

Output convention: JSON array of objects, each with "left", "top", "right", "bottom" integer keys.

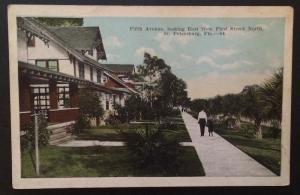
[
  {"left": 17, "top": 30, "right": 28, "bottom": 62},
  {"left": 59, "top": 60, "right": 75, "bottom": 75},
  {"left": 99, "top": 92, "right": 106, "bottom": 110},
  {"left": 74, "top": 60, "right": 79, "bottom": 77},
  {"left": 28, "top": 37, "right": 68, "bottom": 59},
  {"left": 93, "top": 68, "right": 98, "bottom": 82},
  {"left": 24, "top": 35, "right": 76, "bottom": 77},
  {"left": 84, "top": 64, "right": 90, "bottom": 81}
]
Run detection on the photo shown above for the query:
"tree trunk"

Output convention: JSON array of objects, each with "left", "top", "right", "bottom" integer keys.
[
  {"left": 96, "top": 117, "right": 100, "bottom": 127},
  {"left": 255, "top": 119, "right": 263, "bottom": 139},
  {"left": 236, "top": 115, "right": 241, "bottom": 130}
]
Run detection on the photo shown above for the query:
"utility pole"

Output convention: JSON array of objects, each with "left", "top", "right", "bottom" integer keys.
[{"left": 33, "top": 112, "right": 40, "bottom": 176}]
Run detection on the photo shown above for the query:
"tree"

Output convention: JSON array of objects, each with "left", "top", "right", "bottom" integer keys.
[
  {"left": 116, "top": 95, "right": 153, "bottom": 122},
  {"left": 159, "top": 71, "right": 188, "bottom": 107},
  {"left": 241, "top": 86, "right": 265, "bottom": 139},
  {"left": 34, "top": 17, "right": 83, "bottom": 27},
  {"left": 259, "top": 68, "right": 283, "bottom": 122},
  {"left": 207, "top": 95, "right": 223, "bottom": 116},
  {"left": 190, "top": 99, "right": 208, "bottom": 113},
  {"left": 137, "top": 53, "right": 171, "bottom": 107},
  {"left": 129, "top": 53, "right": 188, "bottom": 120},
  {"left": 78, "top": 89, "right": 104, "bottom": 126}
]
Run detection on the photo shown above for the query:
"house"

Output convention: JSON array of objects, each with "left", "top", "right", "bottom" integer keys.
[
  {"left": 17, "top": 17, "right": 138, "bottom": 144},
  {"left": 104, "top": 64, "right": 135, "bottom": 88}
]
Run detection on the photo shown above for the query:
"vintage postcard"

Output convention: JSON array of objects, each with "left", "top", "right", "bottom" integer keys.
[{"left": 8, "top": 5, "right": 293, "bottom": 188}]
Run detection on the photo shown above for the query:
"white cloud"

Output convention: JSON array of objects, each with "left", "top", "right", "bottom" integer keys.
[
  {"left": 170, "top": 61, "right": 183, "bottom": 70},
  {"left": 177, "top": 36, "right": 194, "bottom": 45},
  {"left": 213, "top": 48, "right": 238, "bottom": 57},
  {"left": 154, "top": 33, "right": 194, "bottom": 52},
  {"left": 187, "top": 71, "right": 271, "bottom": 99},
  {"left": 219, "top": 62, "right": 240, "bottom": 70},
  {"left": 196, "top": 53, "right": 255, "bottom": 70},
  {"left": 180, "top": 54, "right": 193, "bottom": 61},
  {"left": 135, "top": 47, "right": 157, "bottom": 57},
  {"left": 196, "top": 56, "right": 217, "bottom": 67},
  {"left": 106, "top": 53, "right": 120, "bottom": 61},
  {"left": 240, "top": 59, "right": 254, "bottom": 65},
  {"left": 104, "top": 36, "right": 123, "bottom": 48}
]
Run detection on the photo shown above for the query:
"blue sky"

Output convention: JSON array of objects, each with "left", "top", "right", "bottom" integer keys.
[{"left": 84, "top": 17, "right": 285, "bottom": 99}]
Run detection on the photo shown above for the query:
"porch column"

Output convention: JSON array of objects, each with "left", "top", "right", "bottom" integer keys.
[
  {"left": 19, "top": 76, "right": 32, "bottom": 127},
  {"left": 19, "top": 76, "right": 31, "bottom": 112},
  {"left": 69, "top": 83, "right": 79, "bottom": 108},
  {"left": 49, "top": 80, "right": 58, "bottom": 109}
]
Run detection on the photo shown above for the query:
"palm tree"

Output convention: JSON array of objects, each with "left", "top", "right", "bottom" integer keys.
[
  {"left": 258, "top": 68, "right": 283, "bottom": 124},
  {"left": 241, "top": 86, "right": 265, "bottom": 139},
  {"left": 241, "top": 67, "right": 283, "bottom": 139}
]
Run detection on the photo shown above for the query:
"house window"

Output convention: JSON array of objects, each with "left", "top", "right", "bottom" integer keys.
[
  {"left": 90, "top": 67, "right": 93, "bottom": 81},
  {"left": 79, "top": 63, "right": 85, "bottom": 79},
  {"left": 36, "top": 60, "right": 47, "bottom": 68},
  {"left": 97, "top": 70, "right": 102, "bottom": 83},
  {"left": 27, "top": 36, "right": 35, "bottom": 47},
  {"left": 58, "top": 84, "right": 70, "bottom": 108},
  {"left": 48, "top": 60, "right": 58, "bottom": 71},
  {"left": 36, "top": 60, "right": 58, "bottom": 71},
  {"left": 106, "top": 94, "right": 110, "bottom": 110},
  {"left": 31, "top": 86, "right": 50, "bottom": 119}
]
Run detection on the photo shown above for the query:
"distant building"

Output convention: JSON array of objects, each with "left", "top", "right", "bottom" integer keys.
[{"left": 104, "top": 64, "right": 136, "bottom": 88}]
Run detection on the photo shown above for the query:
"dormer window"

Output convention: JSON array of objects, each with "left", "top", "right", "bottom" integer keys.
[
  {"left": 103, "top": 75, "right": 107, "bottom": 83},
  {"left": 88, "top": 50, "right": 93, "bottom": 56}
]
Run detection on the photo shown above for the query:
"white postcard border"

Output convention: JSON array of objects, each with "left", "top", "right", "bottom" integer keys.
[{"left": 8, "top": 5, "right": 293, "bottom": 189}]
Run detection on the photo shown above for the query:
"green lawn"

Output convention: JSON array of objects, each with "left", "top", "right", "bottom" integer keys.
[
  {"left": 216, "top": 128, "right": 281, "bottom": 175},
  {"left": 21, "top": 146, "right": 205, "bottom": 177},
  {"left": 76, "top": 116, "right": 191, "bottom": 142}
]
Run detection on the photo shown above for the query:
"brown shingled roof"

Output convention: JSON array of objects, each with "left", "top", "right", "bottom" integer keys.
[
  {"left": 104, "top": 64, "right": 135, "bottom": 74},
  {"left": 48, "top": 26, "right": 106, "bottom": 60}
]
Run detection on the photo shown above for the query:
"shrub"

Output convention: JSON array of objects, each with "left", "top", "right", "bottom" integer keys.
[
  {"left": 168, "top": 108, "right": 181, "bottom": 117},
  {"left": 78, "top": 89, "right": 104, "bottom": 125},
  {"left": 122, "top": 127, "right": 182, "bottom": 171},
  {"left": 21, "top": 117, "right": 49, "bottom": 151},
  {"left": 240, "top": 123, "right": 256, "bottom": 137},
  {"left": 105, "top": 115, "right": 121, "bottom": 127},
  {"left": 73, "top": 115, "right": 90, "bottom": 134}
]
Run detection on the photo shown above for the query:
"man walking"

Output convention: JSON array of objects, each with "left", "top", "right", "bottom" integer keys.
[{"left": 198, "top": 109, "right": 207, "bottom": 136}]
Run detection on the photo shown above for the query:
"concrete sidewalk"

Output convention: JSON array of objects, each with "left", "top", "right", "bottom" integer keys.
[
  {"left": 181, "top": 112, "right": 276, "bottom": 177},
  {"left": 58, "top": 140, "right": 125, "bottom": 147},
  {"left": 58, "top": 140, "right": 193, "bottom": 147}
]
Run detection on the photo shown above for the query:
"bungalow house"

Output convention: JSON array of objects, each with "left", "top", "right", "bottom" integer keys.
[{"left": 17, "top": 17, "right": 138, "bottom": 144}]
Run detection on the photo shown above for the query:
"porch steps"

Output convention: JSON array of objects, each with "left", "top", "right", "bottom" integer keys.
[
  {"left": 49, "top": 134, "right": 74, "bottom": 145},
  {"left": 47, "top": 121, "right": 75, "bottom": 145}
]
